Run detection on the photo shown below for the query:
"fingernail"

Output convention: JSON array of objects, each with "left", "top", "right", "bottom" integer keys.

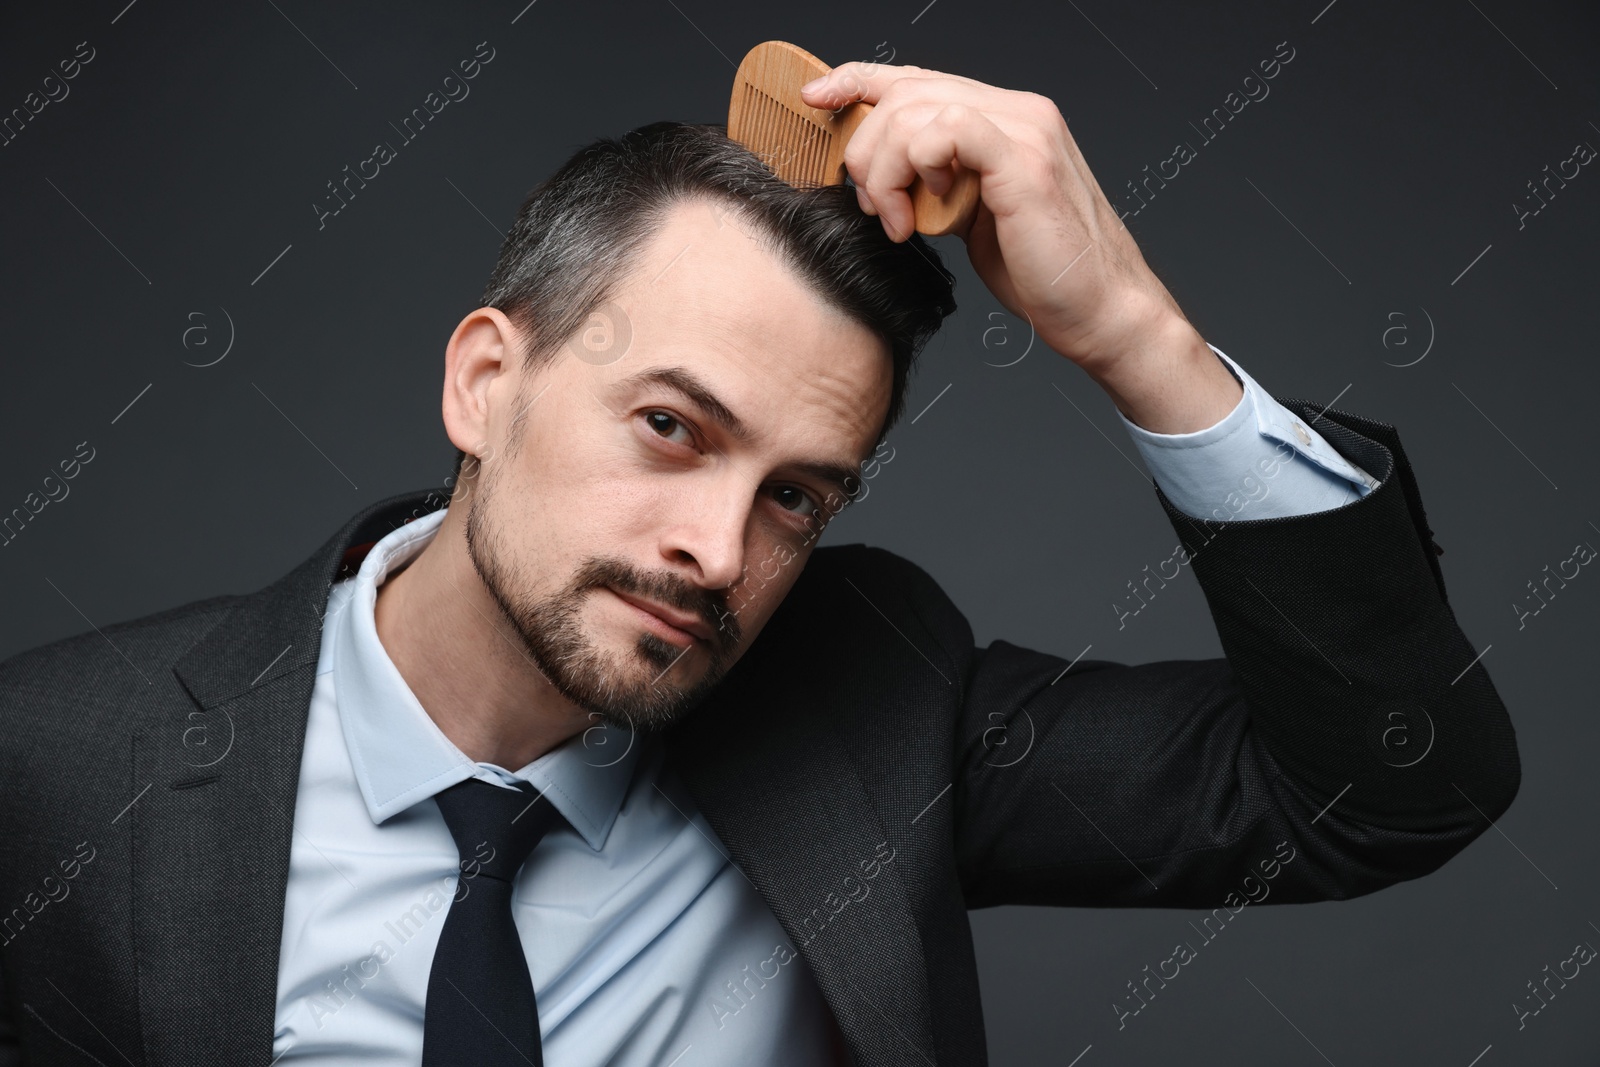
[{"left": 800, "top": 76, "right": 826, "bottom": 93}]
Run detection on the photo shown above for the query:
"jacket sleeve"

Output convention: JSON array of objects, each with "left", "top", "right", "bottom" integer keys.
[
  {"left": 897, "top": 399, "right": 1521, "bottom": 910},
  {"left": 0, "top": 958, "right": 16, "bottom": 1067}
]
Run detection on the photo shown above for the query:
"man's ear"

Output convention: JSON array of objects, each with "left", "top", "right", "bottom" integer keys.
[{"left": 442, "top": 307, "right": 522, "bottom": 465}]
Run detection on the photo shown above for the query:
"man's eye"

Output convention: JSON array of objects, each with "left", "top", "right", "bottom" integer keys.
[
  {"left": 644, "top": 411, "right": 820, "bottom": 522},
  {"left": 771, "top": 485, "right": 818, "bottom": 516},
  {"left": 644, "top": 410, "right": 693, "bottom": 445}
]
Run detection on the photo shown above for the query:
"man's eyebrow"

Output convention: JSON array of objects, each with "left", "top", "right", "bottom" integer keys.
[
  {"left": 618, "top": 366, "right": 752, "bottom": 442},
  {"left": 616, "top": 365, "right": 864, "bottom": 502}
]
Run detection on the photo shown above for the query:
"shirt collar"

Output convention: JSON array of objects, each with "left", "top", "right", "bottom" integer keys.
[{"left": 329, "top": 505, "right": 641, "bottom": 849}]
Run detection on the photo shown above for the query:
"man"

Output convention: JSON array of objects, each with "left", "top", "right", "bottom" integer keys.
[{"left": 0, "top": 62, "right": 1518, "bottom": 1066}]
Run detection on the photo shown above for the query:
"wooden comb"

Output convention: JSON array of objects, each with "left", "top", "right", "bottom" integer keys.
[{"left": 727, "top": 40, "right": 980, "bottom": 237}]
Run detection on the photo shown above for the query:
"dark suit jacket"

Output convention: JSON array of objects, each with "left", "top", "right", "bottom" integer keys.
[{"left": 0, "top": 398, "right": 1520, "bottom": 1066}]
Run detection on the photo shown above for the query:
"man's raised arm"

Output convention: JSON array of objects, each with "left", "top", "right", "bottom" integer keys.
[{"left": 797, "top": 59, "right": 1519, "bottom": 911}]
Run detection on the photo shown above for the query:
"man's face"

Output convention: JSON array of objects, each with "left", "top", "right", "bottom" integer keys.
[{"left": 462, "top": 198, "right": 891, "bottom": 734}]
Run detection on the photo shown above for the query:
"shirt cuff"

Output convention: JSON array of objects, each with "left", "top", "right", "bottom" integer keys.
[{"left": 1115, "top": 344, "right": 1382, "bottom": 522}]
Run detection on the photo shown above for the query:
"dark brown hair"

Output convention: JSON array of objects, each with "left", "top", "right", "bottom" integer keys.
[{"left": 453, "top": 119, "right": 957, "bottom": 481}]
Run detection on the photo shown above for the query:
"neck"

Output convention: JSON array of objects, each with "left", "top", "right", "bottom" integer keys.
[{"left": 372, "top": 503, "right": 589, "bottom": 768}]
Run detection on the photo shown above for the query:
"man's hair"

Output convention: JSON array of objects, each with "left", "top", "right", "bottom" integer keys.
[{"left": 450, "top": 119, "right": 957, "bottom": 484}]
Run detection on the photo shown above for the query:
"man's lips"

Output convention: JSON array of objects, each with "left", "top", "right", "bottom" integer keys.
[{"left": 607, "top": 588, "right": 714, "bottom": 643}]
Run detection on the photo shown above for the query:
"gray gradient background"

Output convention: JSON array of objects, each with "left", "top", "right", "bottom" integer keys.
[{"left": 2, "top": 0, "right": 1597, "bottom": 1063}]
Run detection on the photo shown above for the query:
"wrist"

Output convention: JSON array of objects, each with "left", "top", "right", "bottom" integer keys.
[{"left": 1089, "top": 309, "right": 1243, "bottom": 434}]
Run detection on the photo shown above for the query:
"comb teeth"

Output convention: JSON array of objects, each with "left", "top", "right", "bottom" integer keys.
[
  {"left": 728, "top": 40, "right": 979, "bottom": 234},
  {"left": 738, "top": 82, "right": 833, "bottom": 187}
]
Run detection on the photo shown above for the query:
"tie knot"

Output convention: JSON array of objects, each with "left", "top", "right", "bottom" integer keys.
[{"left": 433, "top": 777, "right": 563, "bottom": 884}]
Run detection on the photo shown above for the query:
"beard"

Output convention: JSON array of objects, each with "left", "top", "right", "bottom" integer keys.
[{"left": 460, "top": 464, "right": 742, "bottom": 736}]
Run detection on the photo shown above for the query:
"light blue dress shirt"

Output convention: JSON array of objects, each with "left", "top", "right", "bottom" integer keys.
[
  {"left": 270, "top": 509, "right": 839, "bottom": 1066},
  {"left": 266, "top": 345, "right": 1378, "bottom": 1066},
  {"left": 1122, "top": 344, "right": 1378, "bottom": 517}
]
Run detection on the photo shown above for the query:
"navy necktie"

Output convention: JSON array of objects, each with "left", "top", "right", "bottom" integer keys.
[{"left": 422, "top": 777, "right": 564, "bottom": 1066}]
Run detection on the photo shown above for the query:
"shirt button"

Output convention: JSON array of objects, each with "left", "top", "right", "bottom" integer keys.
[{"left": 1292, "top": 421, "right": 1311, "bottom": 445}]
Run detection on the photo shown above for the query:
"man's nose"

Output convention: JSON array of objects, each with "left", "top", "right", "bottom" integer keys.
[{"left": 660, "top": 478, "right": 755, "bottom": 594}]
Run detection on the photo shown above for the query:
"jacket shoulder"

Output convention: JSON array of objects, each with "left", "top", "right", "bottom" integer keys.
[
  {"left": 801, "top": 541, "right": 975, "bottom": 658},
  {"left": 0, "top": 593, "right": 241, "bottom": 706}
]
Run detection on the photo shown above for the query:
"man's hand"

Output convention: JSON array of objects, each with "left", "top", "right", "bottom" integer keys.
[{"left": 799, "top": 63, "right": 1242, "bottom": 434}]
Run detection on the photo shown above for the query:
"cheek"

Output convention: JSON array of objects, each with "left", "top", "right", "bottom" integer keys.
[
  {"left": 509, "top": 416, "right": 646, "bottom": 531},
  {"left": 582, "top": 470, "right": 683, "bottom": 545}
]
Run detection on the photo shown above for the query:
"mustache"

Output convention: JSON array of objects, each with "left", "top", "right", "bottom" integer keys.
[{"left": 577, "top": 558, "right": 736, "bottom": 644}]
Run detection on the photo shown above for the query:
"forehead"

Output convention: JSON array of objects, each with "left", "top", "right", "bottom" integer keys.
[{"left": 596, "top": 199, "right": 893, "bottom": 459}]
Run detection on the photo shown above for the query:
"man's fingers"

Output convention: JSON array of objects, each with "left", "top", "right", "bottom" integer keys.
[
  {"left": 860, "top": 111, "right": 946, "bottom": 238},
  {"left": 800, "top": 62, "right": 1002, "bottom": 114},
  {"left": 814, "top": 64, "right": 1049, "bottom": 239},
  {"left": 800, "top": 62, "right": 918, "bottom": 109},
  {"left": 837, "top": 77, "right": 1040, "bottom": 180},
  {"left": 858, "top": 104, "right": 1019, "bottom": 240}
]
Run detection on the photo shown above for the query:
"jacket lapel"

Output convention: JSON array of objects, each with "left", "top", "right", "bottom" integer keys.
[
  {"left": 664, "top": 568, "right": 940, "bottom": 1067},
  {"left": 134, "top": 489, "right": 445, "bottom": 1065}
]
